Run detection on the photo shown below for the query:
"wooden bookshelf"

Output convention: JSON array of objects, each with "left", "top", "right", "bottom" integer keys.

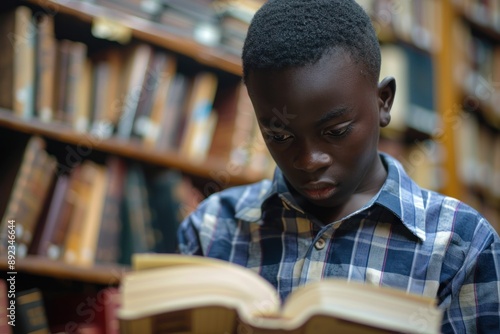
[
  {"left": 0, "top": 109, "right": 263, "bottom": 186},
  {"left": 0, "top": 255, "right": 128, "bottom": 285},
  {"left": 434, "top": 0, "right": 462, "bottom": 199},
  {"left": 25, "top": 0, "right": 242, "bottom": 76}
]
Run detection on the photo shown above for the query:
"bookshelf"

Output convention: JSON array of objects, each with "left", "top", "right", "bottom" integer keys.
[
  {"left": 450, "top": 0, "right": 500, "bottom": 226},
  {"left": 0, "top": 109, "right": 262, "bottom": 185},
  {"left": 0, "top": 0, "right": 268, "bottom": 331},
  {"left": 0, "top": 255, "right": 126, "bottom": 285},
  {"left": 364, "top": 0, "right": 500, "bottom": 226},
  {"left": 0, "top": 0, "right": 498, "bottom": 332}
]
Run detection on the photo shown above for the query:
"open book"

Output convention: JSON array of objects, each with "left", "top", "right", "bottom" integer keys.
[{"left": 118, "top": 254, "right": 443, "bottom": 334}]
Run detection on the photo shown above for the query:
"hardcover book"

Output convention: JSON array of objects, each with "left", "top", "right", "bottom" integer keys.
[{"left": 118, "top": 254, "right": 443, "bottom": 334}]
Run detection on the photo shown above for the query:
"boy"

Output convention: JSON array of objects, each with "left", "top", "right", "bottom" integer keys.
[{"left": 178, "top": 0, "right": 500, "bottom": 332}]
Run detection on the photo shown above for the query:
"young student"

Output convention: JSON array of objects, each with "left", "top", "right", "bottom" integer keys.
[{"left": 178, "top": 0, "right": 500, "bottom": 332}]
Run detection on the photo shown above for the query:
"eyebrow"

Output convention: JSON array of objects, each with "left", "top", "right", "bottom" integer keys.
[
  {"left": 258, "top": 106, "right": 352, "bottom": 129},
  {"left": 315, "top": 107, "right": 351, "bottom": 127}
]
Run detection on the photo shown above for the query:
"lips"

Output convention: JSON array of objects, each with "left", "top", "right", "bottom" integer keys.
[{"left": 301, "top": 182, "right": 337, "bottom": 201}]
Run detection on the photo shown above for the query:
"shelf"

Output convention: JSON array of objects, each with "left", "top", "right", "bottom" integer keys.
[
  {"left": 25, "top": 0, "right": 242, "bottom": 76},
  {"left": 0, "top": 255, "right": 128, "bottom": 285},
  {"left": 0, "top": 109, "right": 265, "bottom": 186},
  {"left": 457, "top": 10, "right": 500, "bottom": 42}
]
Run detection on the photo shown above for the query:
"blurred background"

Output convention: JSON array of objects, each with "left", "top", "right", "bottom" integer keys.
[{"left": 0, "top": 0, "right": 499, "bottom": 332}]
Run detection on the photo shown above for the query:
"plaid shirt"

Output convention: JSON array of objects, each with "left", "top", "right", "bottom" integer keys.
[{"left": 178, "top": 153, "right": 500, "bottom": 333}]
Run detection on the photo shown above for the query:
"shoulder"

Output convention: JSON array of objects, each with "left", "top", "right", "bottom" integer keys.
[
  {"left": 380, "top": 153, "right": 498, "bottom": 243},
  {"left": 421, "top": 189, "right": 499, "bottom": 244},
  {"left": 193, "top": 178, "right": 273, "bottom": 219}
]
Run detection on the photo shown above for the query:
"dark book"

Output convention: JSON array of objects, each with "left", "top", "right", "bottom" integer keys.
[
  {"left": 0, "top": 279, "right": 12, "bottom": 334},
  {"left": 119, "top": 164, "right": 155, "bottom": 265},
  {"left": 64, "top": 41, "right": 88, "bottom": 130},
  {"left": 95, "top": 156, "right": 127, "bottom": 264},
  {"left": 15, "top": 288, "right": 50, "bottom": 334},
  {"left": 141, "top": 52, "right": 178, "bottom": 148},
  {"left": 116, "top": 43, "right": 154, "bottom": 139},
  {"left": 34, "top": 13, "right": 56, "bottom": 122},
  {"left": 41, "top": 165, "right": 82, "bottom": 260},
  {"left": 154, "top": 72, "right": 190, "bottom": 152},
  {"left": 147, "top": 170, "right": 184, "bottom": 253},
  {"left": 52, "top": 39, "right": 73, "bottom": 123},
  {"left": 89, "top": 47, "right": 123, "bottom": 138}
]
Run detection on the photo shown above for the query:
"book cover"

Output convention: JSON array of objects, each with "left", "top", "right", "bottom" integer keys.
[
  {"left": 0, "top": 136, "right": 57, "bottom": 257},
  {"left": 119, "top": 164, "right": 155, "bottom": 265},
  {"left": 30, "top": 174, "right": 70, "bottom": 257},
  {"left": 178, "top": 71, "right": 218, "bottom": 161},
  {"left": 116, "top": 43, "right": 154, "bottom": 139},
  {"left": 95, "top": 156, "right": 127, "bottom": 264}
]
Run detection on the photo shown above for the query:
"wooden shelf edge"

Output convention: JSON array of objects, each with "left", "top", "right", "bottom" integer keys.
[
  {"left": 0, "top": 109, "right": 264, "bottom": 186},
  {"left": 24, "top": 0, "right": 243, "bottom": 76},
  {"left": 0, "top": 255, "right": 129, "bottom": 285}
]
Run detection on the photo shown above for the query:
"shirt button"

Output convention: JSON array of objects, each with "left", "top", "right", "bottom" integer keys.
[{"left": 314, "top": 238, "right": 326, "bottom": 250}]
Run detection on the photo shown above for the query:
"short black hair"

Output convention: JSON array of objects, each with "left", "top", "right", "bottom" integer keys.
[{"left": 242, "top": 0, "right": 381, "bottom": 84}]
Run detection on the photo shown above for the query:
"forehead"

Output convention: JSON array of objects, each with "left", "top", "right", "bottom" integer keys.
[{"left": 246, "top": 50, "right": 375, "bottom": 117}]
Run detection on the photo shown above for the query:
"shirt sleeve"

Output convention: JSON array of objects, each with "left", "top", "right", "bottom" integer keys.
[{"left": 441, "top": 222, "right": 500, "bottom": 333}]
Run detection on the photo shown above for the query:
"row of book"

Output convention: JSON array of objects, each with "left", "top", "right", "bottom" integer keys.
[
  {"left": 455, "top": 110, "right": 500, "bottom": 222},
  {"left": 0, "top": 5, "right": 274, "bottom": 172},
  {"left": 380, "top": 125, "right": 500, "bottom": 229},
  {"left": 449, "top": 5, "right": 500, "bottom": 225},
  {"left": 0, "top": 136, "right": 203, "bottom": 267},
  {"left": 357, "top": 0, "right": 440, "bottom": 52},
  {"left": 88, "top": 0, "right": 264, "bottom": 56},
  {"left": 379, "top": 43, "right": 437, "bottom": 137},
  {"left": 453, "top": 18, "right": 500, "bottom": 128}
]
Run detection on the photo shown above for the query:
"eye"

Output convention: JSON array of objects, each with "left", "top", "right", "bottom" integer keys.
[
  {"left": 324, "top": 123, "right": 353, "bottom": 138},
  {"left": 264, "top": 131, "right": 293, "bottom": 143}
]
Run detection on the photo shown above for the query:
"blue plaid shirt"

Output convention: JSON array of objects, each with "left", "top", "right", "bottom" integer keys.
[{"left": 178, "top": 153, "right": 500, "bottom": 333}]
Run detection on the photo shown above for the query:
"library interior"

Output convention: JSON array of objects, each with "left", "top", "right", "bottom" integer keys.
[{"left": 0, "top": 0, "right": 499, "bottom": 333}]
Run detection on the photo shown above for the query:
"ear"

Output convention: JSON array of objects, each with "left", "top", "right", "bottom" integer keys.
[{"left": 377, "top": 76, "right": 396, "bottom": 128}]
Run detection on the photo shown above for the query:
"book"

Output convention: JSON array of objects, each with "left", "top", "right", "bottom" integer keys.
[
  {"left": 119, "top": 164, "right": 155, "bottom": 265},
  {"left": 0, "top": 136, "right": 58, "bottom": 257},
  {"left": 63, "top": 161, "right": 108, "bottom": 266},
  {"left": 178, "top": 71, "right": 219, "bottom": 162},
  {"left": 89, "top": 47, "right": 123, "bottom": 138},
  {"left": 0, "top": 6, "right": 36, "bottom": 119},
  {"left": 43, "top": 288, "right": 121, "bottom": 334},
  {"left": 118, "top": 254, "right": 443, "bottom": 334},
  {"left": 30, "top": 174, "right": 70, "bottom": 257},
  {"left": 153, "top": 72, "right": 190, "bottom": 152},
  {"left": 95, "top": 156, "right": 127, "bottom": 264},
  {"left": 116, "top": 43, "right": 154, "bottom": 139}
]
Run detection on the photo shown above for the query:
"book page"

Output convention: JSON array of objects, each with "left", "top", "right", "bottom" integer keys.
[
  {"left": 280, "top": 279, "right": 442, "bottom": 334},
  {"left": 120, "top": 254, "right": 281, "bottom": 322}
]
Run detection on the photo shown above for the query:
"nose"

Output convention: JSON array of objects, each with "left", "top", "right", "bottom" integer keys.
[{"left": 292, "top": 144, "right": 332, "bottom": 173}]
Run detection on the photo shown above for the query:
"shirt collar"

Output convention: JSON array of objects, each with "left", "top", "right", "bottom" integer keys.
[{"left": 235, "top": 153, "right": 426, "bottom": 242}]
